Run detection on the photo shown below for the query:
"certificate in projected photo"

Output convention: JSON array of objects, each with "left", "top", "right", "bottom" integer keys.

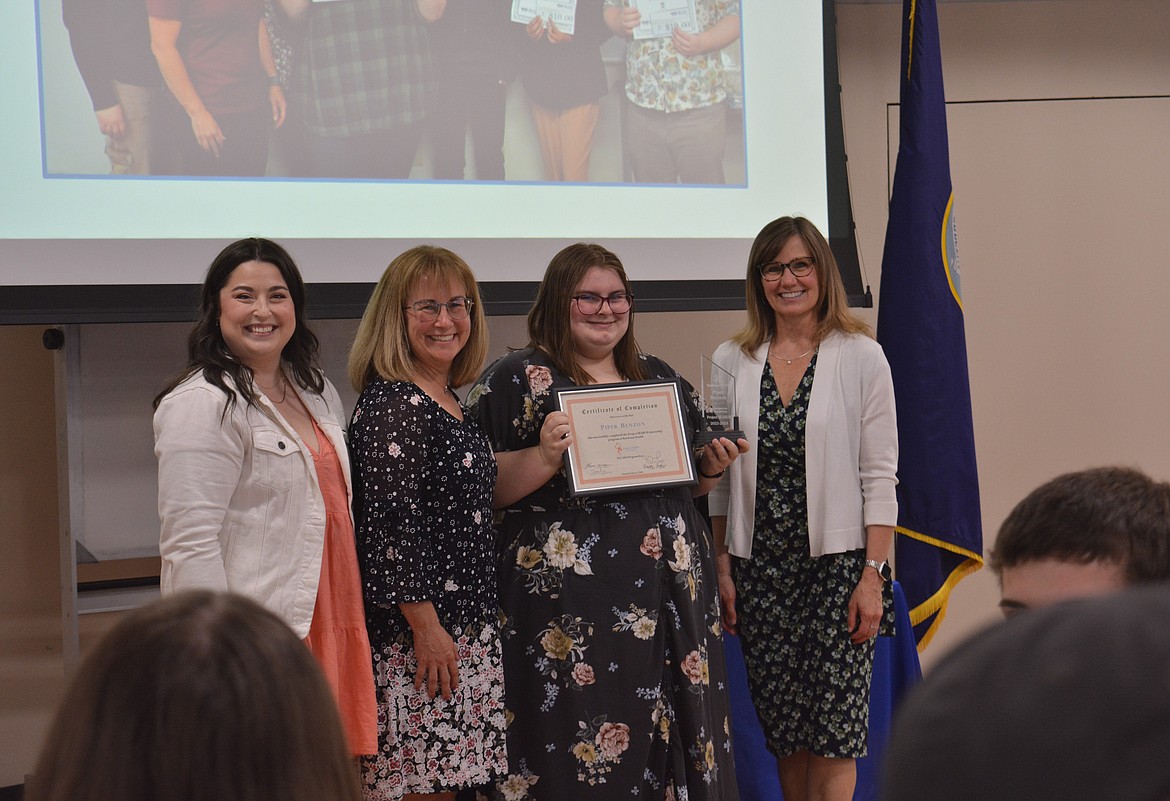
[
  {"left": 511, "top": 0, "right": 577, "bottom": 35},
  {"left": 555, "top": 380, "right": 697, "bottom": 496},
  {"left": 630, "top": 0, "right": 698, "bottom": 39}
]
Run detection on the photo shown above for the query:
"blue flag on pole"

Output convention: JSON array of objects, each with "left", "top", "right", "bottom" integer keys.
[{"left": 876, "top": 0, "right": 982, "bottom": 650}]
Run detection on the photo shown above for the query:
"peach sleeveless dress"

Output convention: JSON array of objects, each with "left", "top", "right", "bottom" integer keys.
[{"left": 304, "top": 418, "right": 379, "bottom": 756}]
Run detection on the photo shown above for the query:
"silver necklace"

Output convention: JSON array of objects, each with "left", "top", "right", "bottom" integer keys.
[{"left": 768, "top": 347, "right": 814, "bottom": 365}]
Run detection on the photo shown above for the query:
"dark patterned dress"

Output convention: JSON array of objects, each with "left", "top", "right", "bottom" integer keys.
[
  {"left": 349, "top": 379, "right": 507, "bottom": 800},
  {"left": 466, "top": 348, "right": 737, "bottom": 801},
  {"left": 735, "top": 358, "right": 894, "bottom": 759}
]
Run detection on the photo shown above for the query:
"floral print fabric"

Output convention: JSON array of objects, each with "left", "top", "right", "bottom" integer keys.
[
  {"left": 606, "top": 0, "right": 740, "bottom": 113},
  {"left": 735, "top": 359, "right": 894, "bottom": 759},
  {"left": 467, "top": 348, "right": 737, "bottom": 801},
  {"left": 349, "top": 380, "right": 507, "bottom": 799}
]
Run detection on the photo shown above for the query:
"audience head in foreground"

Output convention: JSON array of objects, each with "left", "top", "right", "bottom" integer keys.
[
  {"left": 883, "top": 583, "right": 1170, "bottom": 801},
  {"left": 28, "top": 590, "right": 361, "bottom": 801},
  {"left": 991, "top": 465, "right": 1170, "bottom": 616}
]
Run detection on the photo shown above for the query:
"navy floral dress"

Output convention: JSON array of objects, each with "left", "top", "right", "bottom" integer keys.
[
  {"left": 735, "top": 358, "right": 894, "bottom": 759},
  {"left": 466, "top": 348, "right": 737, "bottom": 801},
  {"left": 350, "top": 379, "right": 507, "bottom": 800}
]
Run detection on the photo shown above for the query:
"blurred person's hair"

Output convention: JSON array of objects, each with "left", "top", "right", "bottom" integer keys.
[
  {"left": 884, "top": 584, "right": 1170, "bottom": 801},
  {"left": 27, "top": 590, "right": 361, "bottom": 801},
  {"left": 991, "top": 466, "right": 1170, "bottom": 583}
]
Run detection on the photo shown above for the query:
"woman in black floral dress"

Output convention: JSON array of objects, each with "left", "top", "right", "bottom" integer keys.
[
  {"left": 466, "top": 243, "right": 747, "bottom": 801},
  {"left": 708, "top": 217, "right": 898, "bottom": 801},
  {"left": 348, "top": 246, "right": 506, "bottom": 801}
]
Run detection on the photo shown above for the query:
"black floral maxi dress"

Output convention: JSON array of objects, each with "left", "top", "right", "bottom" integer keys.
[
  {"left": 467, "top": 348, "right": 738, "bottom": 801},
  {"left": 350, "top": 379, "right": 508, "bottom": 800},
  {"left": 734, "top": 358, "right": 894, "bottom": 760}
]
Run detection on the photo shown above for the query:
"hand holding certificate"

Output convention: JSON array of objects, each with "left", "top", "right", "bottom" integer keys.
[
  {"left": 627, "top": 0, "right": 698, "bottom": 40},
  {"left": 512, "top": 0, "right": 578, "bottom": 36},
  {"left": 554, "top": 380, "right": 697, "bottom": 496}
]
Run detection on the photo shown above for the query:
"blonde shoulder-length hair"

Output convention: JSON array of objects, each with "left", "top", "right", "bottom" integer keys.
[
  {"left": 732, "top": 216, "right": 871, "bottom": 354},
  {"left": 348, "top": 245, "right": 489, "bottom": 391}
]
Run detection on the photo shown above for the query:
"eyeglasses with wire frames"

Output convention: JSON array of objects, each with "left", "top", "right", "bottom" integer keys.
[
  {"left": 571, "top": 292, "right": 633, "bottom": 315},
  {"left": 757, "top": 256, "right": 816, "bottom": 282},
  {"left": 402, "top": 297, "right": 474, "bottom": 322}
]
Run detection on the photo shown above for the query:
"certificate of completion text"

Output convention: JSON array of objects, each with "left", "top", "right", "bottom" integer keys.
[{"left": 556, "top": 380, "right": 696, "bottom": 496}]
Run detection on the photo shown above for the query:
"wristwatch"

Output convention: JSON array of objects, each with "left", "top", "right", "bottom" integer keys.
[{"left": 864, "top": 559, "right": 892, "bottom": 582}]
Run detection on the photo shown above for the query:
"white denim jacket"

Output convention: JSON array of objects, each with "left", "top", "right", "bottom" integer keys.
[{"left": 154, "top": 370, "right": 351, "bottom": 638}]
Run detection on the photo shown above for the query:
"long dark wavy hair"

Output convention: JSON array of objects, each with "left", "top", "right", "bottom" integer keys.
[
  {"left": 152, "top": 238, "right": 323, "bottom": 411},
  {"left": 526, "top": 243, "right": 647, "bottom": 385}
]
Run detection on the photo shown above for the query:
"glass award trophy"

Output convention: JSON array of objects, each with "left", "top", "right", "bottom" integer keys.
[{"left": 696, "top": 355, "right": 744, "bottom": 445}]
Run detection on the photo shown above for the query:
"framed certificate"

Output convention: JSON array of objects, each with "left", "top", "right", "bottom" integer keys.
[{"left": 554, "top": 379, "right": 697, "bottom": 497}]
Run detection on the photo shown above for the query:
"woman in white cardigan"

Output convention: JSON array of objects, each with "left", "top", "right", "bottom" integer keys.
[
  {"left": 152, "top": 238, "right": 376, "bottom": 756},
  {"left": 708, "top": 216, "right": 898, "bottom": 801}
]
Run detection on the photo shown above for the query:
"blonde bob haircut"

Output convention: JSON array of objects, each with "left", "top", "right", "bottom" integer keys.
[
  {"left": 733, "top": 216, "right": 871, "bottom": 355},
  {"left": 349, "top": 245, "right": 489, "bottom": 391}
]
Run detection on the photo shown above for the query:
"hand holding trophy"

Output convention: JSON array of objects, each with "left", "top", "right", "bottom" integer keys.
[{"left": 696, "top": 355, "right": 744, "bottom": 445}]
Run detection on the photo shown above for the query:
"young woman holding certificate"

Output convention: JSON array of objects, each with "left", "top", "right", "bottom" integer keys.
[{"left": 467, "top": 242, "right": 747, "bottom": 801}]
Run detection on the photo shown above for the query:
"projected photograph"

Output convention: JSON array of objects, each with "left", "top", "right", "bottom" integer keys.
[{"left": 40, "top": 0, "right": 745, "bottom": 185}]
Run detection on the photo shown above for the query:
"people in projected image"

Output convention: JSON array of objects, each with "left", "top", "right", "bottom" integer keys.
[
  {"left": 146, "top": 0, "right": 286, "bottom": 177},
  {"left": 605, "top": 0, "right": 741, "bottom": 185},
  {"left": 519, "top": 0, "right": 611, "bottom": 182},
  {"left": 428, "top": 0, "right": 519, "bottom": 181},
  {"left": 279, "top": 0, "right": 444, "bottom": 180},
  {"left": 262, "top": 0, "right": 310, "bottom": 178},
  {"left": 48, "top": 0, "right": 752, "bottom": 182},
  {"left": 62, "top": 0, "right": 175, "bottom": 175}
]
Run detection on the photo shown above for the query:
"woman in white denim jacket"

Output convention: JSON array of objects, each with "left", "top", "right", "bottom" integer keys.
[
  {"left": 153, "top": 237, "right": 377, "bottom": 755},
  {"left": 707, "top": 217, "right": 898, "bottom": 801}
]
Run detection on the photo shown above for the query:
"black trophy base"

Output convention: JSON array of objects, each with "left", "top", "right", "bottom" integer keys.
[{"left": 695, "top": 430, "right": 745, "bottom": 446}]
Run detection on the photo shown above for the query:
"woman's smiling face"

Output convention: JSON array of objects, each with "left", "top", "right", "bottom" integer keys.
[
  {"left": 569, "top": 266, "right": 630, "bottom": 361},
  {"left": 763, "top": 235, "right": 820, "bottom": 324},
  {"left": 217, "top": 260, "right": 295, "bottom": 372}
]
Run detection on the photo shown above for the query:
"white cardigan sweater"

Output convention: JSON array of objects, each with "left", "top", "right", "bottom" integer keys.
[
  {"left": 154, "top": 371, "right": 351, "bottom": 638},
  {"left": 707, "top": 330, "right": 898, "bottom": 558}
]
